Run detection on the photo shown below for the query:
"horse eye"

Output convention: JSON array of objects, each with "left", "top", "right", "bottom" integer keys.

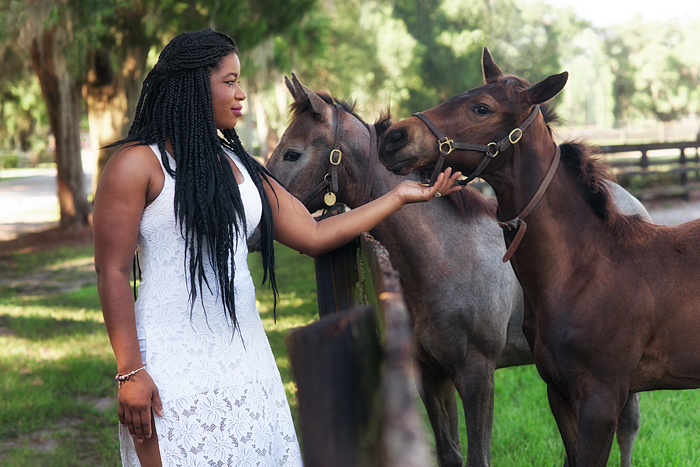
[
  {"left": 471, "top": 104, "right": 491, "bottom": 116},
  {"left": 283, "top": 149, "right": 302, "bottom": 162}
]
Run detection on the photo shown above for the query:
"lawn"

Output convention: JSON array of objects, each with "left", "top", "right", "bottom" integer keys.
[{"left": 0, "top": 233, "right": 699, "bottom": 466}]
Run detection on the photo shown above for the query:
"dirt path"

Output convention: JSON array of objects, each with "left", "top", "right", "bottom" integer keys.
[{"left": 641, "top": 191, "right": 700, "bottom": 225}]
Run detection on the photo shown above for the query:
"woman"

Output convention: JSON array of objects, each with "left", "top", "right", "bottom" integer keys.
[{"left": 93, "top": 29, "right": 460, "bottom": 467}]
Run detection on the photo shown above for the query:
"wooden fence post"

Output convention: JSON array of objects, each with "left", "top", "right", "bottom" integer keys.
[
  {"left": 314, "top": 239, "right": 360, "bottom": 317},
  {"left": 287, "top": 306, "right": 382, "bottom": 467},
  {"left": 287, "top": 232, "right": 431, "bottom": 467}
]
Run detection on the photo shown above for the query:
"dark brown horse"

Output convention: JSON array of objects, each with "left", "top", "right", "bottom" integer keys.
[
  {"left": 378, "top": 48, "right": 700, "bottom": 466},
  {"left": 268, "top": 75, "right": 644, "bottom": 467}
]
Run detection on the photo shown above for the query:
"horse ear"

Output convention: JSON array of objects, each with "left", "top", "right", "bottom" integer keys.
[
  {"left": 285, "top": 75, "right": 296, "bottom": 99},
  {"left": 525, "top": 71, "right": 569, "bottom": 105},
  {"left": 291, "top": 72, "right": 330, "bottom": 118},
  {"left": 482, "top": 47, "right": 503, "bottom": 81}
]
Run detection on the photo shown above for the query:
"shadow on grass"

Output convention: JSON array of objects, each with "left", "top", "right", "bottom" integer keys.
[
  {"left": 0, "top": 401, "right": 120, "bottom": 467},
  {"left": 0, "top": 313, "right": 103, "bottom": 340},
  {"left": 1, "top": 354, "right": 116, "bottom": 439}
]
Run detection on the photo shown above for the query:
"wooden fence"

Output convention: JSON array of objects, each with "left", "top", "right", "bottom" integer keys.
[
  {"left": 286, "top": 232, "right": 430, "bottom": 467},
  {"left": 599, "top": 140, "right": 700, "bottom": 198}
]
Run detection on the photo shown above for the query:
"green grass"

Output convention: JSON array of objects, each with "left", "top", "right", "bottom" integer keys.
[
  {"left": 0, "top": 240, "right": 318, "bottom": 466},
  {"left": 2, "top": 239, "right": 700, "bottom": 466},
  {"left": 421, "top": 349, "right": 700, "bottom": 467},
  {"left": 0, "top": 242, "right": 117, "bottom": 466}
]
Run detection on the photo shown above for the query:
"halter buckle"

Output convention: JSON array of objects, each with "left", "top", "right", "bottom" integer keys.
[
  {"left": 486, "top": 142, "right": 499, "bottom": 157},
  {"left": 330, "top": 149, "right": 342, "bottom": 165},
  {"left": 439, "top": 139, "right": 455, "bottom": 155},
  {"left": 509, "top": 128, "right": 523, "bottom": 145},
  {"left": 498, "top": 218, "right": 521, "bottom": 231}
]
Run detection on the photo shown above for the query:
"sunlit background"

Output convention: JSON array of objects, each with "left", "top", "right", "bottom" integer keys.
[{"left": 1, "top": 0, "right": 699, "bottom": 176}]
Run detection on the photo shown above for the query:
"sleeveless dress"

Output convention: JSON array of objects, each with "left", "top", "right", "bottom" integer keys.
[{"left": 119, "top": 144, "right": 303, "bottom": 467}]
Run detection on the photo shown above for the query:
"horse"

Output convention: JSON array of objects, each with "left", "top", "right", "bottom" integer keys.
[
  {"left": 267, "top": 74, "right": 646, "bottom": 467},
  {"left": 378, "top": 47, "right": 700, "bottom": 466}
]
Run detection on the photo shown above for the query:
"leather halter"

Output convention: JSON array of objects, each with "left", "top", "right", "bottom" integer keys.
[
  {"left": 410, "top": 104, "right": 559, "bottom": 263},
  {"left": 412, "top": 105, "right": 541, "bottom": 187},
  {"left": 300, "top": 104, "right": 378, "bottom": 210},
  {"left": 498, "top": 144, "right": 560, "bottom": 263}
]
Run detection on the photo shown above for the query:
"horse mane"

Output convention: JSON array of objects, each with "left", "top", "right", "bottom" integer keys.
[
  {"left": 374, "top": 109, "right": 392, "bottom": 137},
  {"left": 448, "top": 186, "right": 498, "bottom": 218},
  {"left": 492, "top": 75, "right": 644, "bottom": 230},
  {"left": 558, "top": 142, "right": 650, "bottom": 246},
  {"left": 289, "top": 91, "right": 363, "bottom": 124},
  {"left": 491, "top": 74, "right": 650, "bottom": 242}
]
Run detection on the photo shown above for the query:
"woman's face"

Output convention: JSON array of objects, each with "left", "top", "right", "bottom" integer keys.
[{"left": 210, "top": 53, "right": 246, "bottom": 130}]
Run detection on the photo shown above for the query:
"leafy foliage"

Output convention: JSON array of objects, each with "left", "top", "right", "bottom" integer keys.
[
  {"left": 605, "top": 18, "right": 700, "bottom": 122},
  {"left": 1, "top": 0, "right": 699, "bottom": 161}
]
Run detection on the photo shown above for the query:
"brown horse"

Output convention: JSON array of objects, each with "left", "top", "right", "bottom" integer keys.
[
  {"left": 378, "top": 48, "right": 700, "bottom": 466},
  {"left": 268, "top": 74, "right": 644, "bottom": 467}
]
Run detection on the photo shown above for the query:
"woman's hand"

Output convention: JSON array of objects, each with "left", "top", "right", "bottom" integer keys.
[
  {"left": 392, "top": 167, "right": 463, "bottom": 205},
  {"left": 117, "top": 371, "right": 163, "bottom": 444}
]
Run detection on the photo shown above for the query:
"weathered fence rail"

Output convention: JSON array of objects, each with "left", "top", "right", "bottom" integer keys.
[
  {"left": 599, "top": 140, "right": 700, "bottom": 198},
  {"left": 286, "top": 232, "right": 430, "bottom": 467}
]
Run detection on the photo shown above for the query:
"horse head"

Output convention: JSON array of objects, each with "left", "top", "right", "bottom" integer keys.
[
  {"left": 267, "top": 73, "right": 377, "bottom": 212},
  {"left": 378, "top": 47, "right": 568, "bottom": 182}
]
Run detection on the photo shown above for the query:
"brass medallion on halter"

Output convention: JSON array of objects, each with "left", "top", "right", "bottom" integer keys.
[{"left": 324, "top": 191, "right": 337, "bottom": 206}]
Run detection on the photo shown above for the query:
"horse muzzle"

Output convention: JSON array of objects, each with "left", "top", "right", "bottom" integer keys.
[{"left": 378, "top": 127, "right": 418, "bottom": 174}]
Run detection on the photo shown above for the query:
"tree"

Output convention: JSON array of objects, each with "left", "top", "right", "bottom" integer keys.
[
  {"left": 0, "top": 33, "right": 49, "bottom": 157},
  {"left": 22, "top": 0, "right": 91, "bottom": 229},
  {"left": 389, "top": 0, "right": 573, "bottom": 116},
  {"left": 605, "top": 18, "right": 700, "bottom": 124},
  {"left": 84, "top": 3, "right": 154, "bottom": 193}
]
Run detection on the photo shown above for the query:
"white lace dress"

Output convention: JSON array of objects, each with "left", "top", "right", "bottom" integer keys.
[{"left": 119, "top": 144, "right": 303, "bottom": 467}]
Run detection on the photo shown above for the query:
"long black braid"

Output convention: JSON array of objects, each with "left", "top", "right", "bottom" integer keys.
[{"left": 110, "top": 29, "right": 278, "bottom": 332}]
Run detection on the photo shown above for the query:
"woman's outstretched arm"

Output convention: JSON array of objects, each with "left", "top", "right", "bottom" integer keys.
[{"left": 265, "top": 168, "right": 462, "bottom": 257}]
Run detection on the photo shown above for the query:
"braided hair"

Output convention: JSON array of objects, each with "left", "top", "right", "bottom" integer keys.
[{"left": 112, "top": 29, "right": 278, "bottom": 332}]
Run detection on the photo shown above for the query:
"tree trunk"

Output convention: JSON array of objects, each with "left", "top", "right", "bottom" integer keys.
[
  {"left": 29, "top": 27, "right": 90, "bottom": 230},
  {"left": 85, "top": 37, "right": 149, "bottom": 193}
]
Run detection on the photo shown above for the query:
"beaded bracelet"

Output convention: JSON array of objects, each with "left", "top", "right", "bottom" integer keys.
[{"left": 115, "top": 366, "right": 146, "bottom": 389}]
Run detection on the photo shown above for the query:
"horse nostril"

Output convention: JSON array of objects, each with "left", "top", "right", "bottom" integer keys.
[{"left": 384, "top": 128, "right": 407, "bottom": 153}]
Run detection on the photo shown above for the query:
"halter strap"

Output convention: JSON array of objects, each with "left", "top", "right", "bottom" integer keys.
[
  {"left": 412, "top": 105, "right": 541, "bottom": 187},
  {"left": 498, "top": 144, "right": 561, "bottom": 262},
  {"left": 361, "top": 123, "right": 378, "bottom": 206},
  {"left": 300, "top": 104, "right": 344, "bottom": 207},
  {"left": 300, "top": 105, "right": 378, "bottom": 210}
]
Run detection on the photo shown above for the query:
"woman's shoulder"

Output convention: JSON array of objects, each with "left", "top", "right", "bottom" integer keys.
[
  {"left": 105, "top": 143, "right": 161, "bottom": 175},
  {"left": 111, "top": 141, "right": 158, "bottom": 162},
  {"left": 98, "top": 142, "right": 164, "bottom": 197}
]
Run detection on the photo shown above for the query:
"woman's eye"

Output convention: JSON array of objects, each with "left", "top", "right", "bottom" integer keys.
[
  {"left": 471, "top": 104, "right": 491, "bottom": 116},
  {"left": 283, "top": 149, "right": 302, "bottom": 162}
]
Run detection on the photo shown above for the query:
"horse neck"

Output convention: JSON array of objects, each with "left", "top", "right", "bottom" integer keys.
[
  {"left": 335, "top": 123, "right": 395, "bottom": 209},
  {"left": 484, "top": 129, "right": 605, "bottom": 292}
]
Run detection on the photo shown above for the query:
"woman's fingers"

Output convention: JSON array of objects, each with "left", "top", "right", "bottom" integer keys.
[
  {"left": 118, "top": 403, "right": 126, "bottom": 427},
  {"left": 432, "top": 168, "right": 462, "bottom": 197},
  {"left": 125, "top": 408, "right": 135, "bottom": 436},
  {"left": 116, "top": 372, "right": 162, "bottom": 444},
  {"left": 131, "top": 410, "right": 145, "bottom": 443},
  {"left": 140, "top": 406, "right": 153, "bottom": 439},
  {"left": 152, "top": 387, "right": 163, "bottom": 418}
]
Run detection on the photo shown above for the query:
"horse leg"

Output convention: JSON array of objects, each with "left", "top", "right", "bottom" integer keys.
[
  {"left": 616, "top": 393, "right": 640, "bottom": 467},
  {"left": 547, "top": 385, "right": 578, "bottom": 467},
  {"left": 574, "top": 388, "right": 622, "bottom": 467},
  {"left": 418, "top": 359, "right": 463, "bottom": 467},
  {"left": 453, "top": 351, "right": 496, "bottom": 467}
]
